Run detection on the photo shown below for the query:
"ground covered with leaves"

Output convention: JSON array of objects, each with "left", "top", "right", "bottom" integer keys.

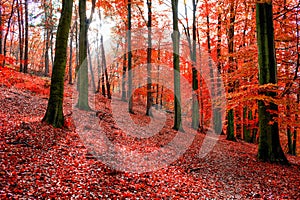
[{"left": 1, "top": 67, "right": 300, "bottom": 199}]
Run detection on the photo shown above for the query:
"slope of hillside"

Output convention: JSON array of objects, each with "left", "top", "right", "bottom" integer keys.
[{"left": 0, "top": 67, "right": 300, "bottom": 199}]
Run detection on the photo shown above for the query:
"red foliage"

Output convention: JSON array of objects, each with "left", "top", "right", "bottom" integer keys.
[{"left": 0, "top": 66, "right": 50, "bottom": 97}]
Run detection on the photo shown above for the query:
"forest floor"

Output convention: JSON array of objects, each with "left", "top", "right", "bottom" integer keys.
[{"left": 1, "top": 66, "right": 300, "bottom": 199}]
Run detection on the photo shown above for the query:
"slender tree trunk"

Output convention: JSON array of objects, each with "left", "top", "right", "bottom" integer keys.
[
  {"left": 215, "top": 3, "right": 223, "bottom": 134},
  {"left": 42, "top": 0, "right": 73, "bottom": 128},
  {"left": 156, "top": 41, "right": 161, "bottom": 109},
  {"left": 293, "top": 93, "right": 299, "bottom": 155},
  {"left": 69, "top": 24, "right": 75, "bottom": 84},
  {"left": 75, "top": 5, "right": 79, "bottom": 73},
  {"left": 9, "top": 24, "right": 15, "bottom": 55},
  {"left": 3, "top": 0, "right": 15, "bottom": 67},
  {"left": 44, "top": 1, "right": 51, "bottom": 76},
  {"left": 96, "top": 32, "right": 101, "bottom": 93},
  {"left": 96, "top": 48, "right": 100, "bottom": 92},
  {"left": 197, "top": 29, "right": 204, "bottom": 130},
  {"left": 256, "top": 2, "right": 288, "bottom": 164},
  {"left": 171, "top": 0, "right": 183, "bottom": 131},
  {"left": 87, "top": 42, "right": 96, "bottom": 93},
  {"left": 122, "top": 39, "right": 127, "bottom": 101},
  {"left": 127, "top": 0, "right": 133, "bottom": 113},
  {"left": 226, "top": 1, "right": 236, "bottom": 141},
  {"left": 0, "top": 5, "right": 2, "bottom": 55},
  {"left": 23, "top": 0, "right": 29, "bottom": 73},
  {"left": 50, "top": 27, "right": 54, "bottom": 68},
  {"left": 146, "top": 0, "right": 153, "bottom": 116},
  {"left": 17, "top": 0, "right": 23, "bottom": 72},
  {"left": 191, "top": 0, "right": 199, "bottom": 130},
  {"left": 286, "top": 101, "right": 294, "bottom": 154},
  {"left": 100, "top": 35, "right": 111, "bottom": 99},
  {"left": 160, "top": 85, "right": 163, "bottom": 108},
  {"left": 44, "top": 28, "right": 50, "bottom": 76},
  {"left": 101, "top": 68, "right": 106, "bottom": 96},
  {"left": 77, "top": 0, "right": 90, "bottom": 110},
  {"left": 122, "top": 48, "right": 127, "bottom": 101}
]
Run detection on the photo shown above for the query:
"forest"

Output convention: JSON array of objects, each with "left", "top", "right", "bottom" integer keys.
[{"left": 0, "top": 0, "right": 300, "bottom": 198}]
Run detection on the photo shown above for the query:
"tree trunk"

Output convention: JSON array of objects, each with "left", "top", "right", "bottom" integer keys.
[
  {"left": 77, "top": 0, "right": 90, "bottom": 110},
  {"left": 171, "top": 0, "right": 183, "bottom": 131},
  {"left": 44, "top": 1, "right": 51, "bottom": 76},
  {"left": 196, "top": 28, "right": 204, "bottom": 130},
  {"left": 146, "top": 0, "right": 153, "bottom": 116},
  {"left": 23, "top": 0, "right": 29, "bottom": 73},
  {"left": 69, "top": 23, "right": 75, "bottom": 84},
  {"left": 127, "top": 0, "right": 133, "bottom": 113},
  {"left": 87, "top": 42, "right": 96, "bottom": 93},
  {"left": 214, "top": 4, "right": 222, "bottom": 134},
  {"left": 3, "top": 0, "right": 15, "bottom": 67},
  {"left": 256, "top": 2, "right": 288, "bottom": 164},
  {"left": 156, "top": 41, "right": 161, "bottom": 109},
  {"left": 17, "top": 0, "right": 24, "bottom": 72},
  {"left": 226, "top": 1, "right": 236, "bottom": 141},
  {"left": 121, "top": 36, "right": 127, "bottom": 101},
  {"left": 191, "top": 0, "right": 199, "bottom": 130},
  {"left": 0, "top": 5, "right": 2, "bottom": 55},
  {"left": 96, "top": 33, "right": 101, "bottom": 93},
  {"left": 42, "top": 0, "right": 73, "bottom": 128},
  {"left": 100, "top": 35, "right": 111, "bottom": 99}
]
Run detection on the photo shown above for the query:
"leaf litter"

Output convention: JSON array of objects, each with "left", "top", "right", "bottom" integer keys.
[{"left": 0, "top": 67, "right": 300, "bottom": 199}]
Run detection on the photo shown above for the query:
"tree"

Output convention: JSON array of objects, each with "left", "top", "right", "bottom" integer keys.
[
  {"left": 42, "top": 0, "right": 73, "bottom": 128},
  {"left": 76, "top": 0, "right": 95, "bottom": 110},
  {"left": 171, "top": 0, "right": 183, "bottom": 131},
  {"left": 256, "top": 1, "right": 288, "bottom": 164},
  {"left": 43, "top": 0, "right": 54, "bottom": 76},
  {"left": 2, "top": 0, "right": 15, "bottom": 67},
  {"left": 146, "top": 0, "right": 153, "bottom": 116},
  {"left": 226, "top": 0, "right": 237, "bottom": 141},
  {"left": 181, "top": 0, "right": 199, "bottom": 130},
  {"left": 23, "top": 0, "right": 28, "bottom": 73},
  {"left": 17, "top": 0, "right": 24, "bottom": 72},
  {"left": 127, "top": 0, "right": 133, "bottom": 113}
]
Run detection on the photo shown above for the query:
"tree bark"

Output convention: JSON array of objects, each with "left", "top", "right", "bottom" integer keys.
[
  {"left": 42, "top": 0, "right": 73, "bottom": 128},
  {"left": 3, "top": 0, "right": 15, "bottom": 67},
  {"left": 171, "top": 0, "right": 183, "bottom": 131},
  {"left": 256, "top": 2, "right": 288, "bottom": 164},
  {"left": 226, "top": 1, "right": 236, "bottom": 141},
  {"left": 127, "top": 0, "right": 133, "bottom": 113},
  {"left": 17, "top": 0, "right": 24, "bottom": 72},
  {"left": 214, "top": 3, "right": 223, "bottom": 135},
  {"left": 191, "top": 0, "right": 199, "bottom": 130},
  {"left": 0, "top": 5, "right": 2, "bottom": 55},
  {"left": 100, "top": 35, "right": 111, "bottom": 99},
  {"left": 23, "top": 0, "right": 29, "bottom": 73},
  {"left": 146, "top": 0, "right": 153, "bottom": 116},
  {"left": 121, "top": 41, "right": 127, "bottom": 101},
  {"left": 77, "top": 0, "right": 91, "bottom": 110}
]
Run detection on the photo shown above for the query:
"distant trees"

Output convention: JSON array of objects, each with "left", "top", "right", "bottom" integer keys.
[{"left": 0, "top": 0, "right": 298, "bottom": 158}]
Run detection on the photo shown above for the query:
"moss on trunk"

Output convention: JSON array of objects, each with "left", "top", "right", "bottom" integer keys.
[{"left": 42, "top": 0, "right": 73, "bottom": 128}]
